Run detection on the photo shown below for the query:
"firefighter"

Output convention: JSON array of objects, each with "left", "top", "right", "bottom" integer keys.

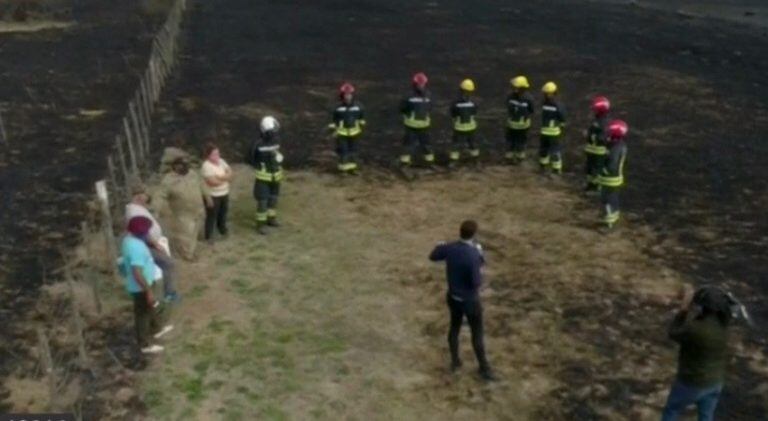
[
  {"left": 505, "top": 75, "right": 535, "bottom": 164},
  {"left": 599, "top": 119, "right": 628, "bottom": 229},
  {"left": 250, "top": 116, "right": 285, "bottom": 235},
  {"left": 399, "top": 72, "right": 434, "bottom": 167},
  {"left": 448, "top": 79, "right": 479, "bottom": 167},
  {"left": 539, "top": 82, "right": 566, "bottom": 174},
  {"left": 584, "top": 96, "right": 611, "bottom": 192},
  {"left": 329, "top": 82, "right": 365, "bottom": 174}
]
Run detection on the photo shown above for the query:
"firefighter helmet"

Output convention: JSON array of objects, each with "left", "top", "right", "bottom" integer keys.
[
  {"left": 260, "top": 116, "right": 280, "bottom": 134},
  {"left": 412, "top": 72, "right": 428, "bottom": 87},
  {"left": 511, "top": 75, "right": 530, "bottom": 89},
  {"left": 339, "top": 82, "right": 355, "bottom": 96},
  {"left": 591, "top": 96, "right": 611, "bottom": 116},
  {"left": 607, "top": 119, "right": 628, "bottom": 141},
  {"left": 542, "top": 81, "right": 558, "bottom": 94},
  {"left": 460, "top": 79, "right": 475, "bottom": 92}
]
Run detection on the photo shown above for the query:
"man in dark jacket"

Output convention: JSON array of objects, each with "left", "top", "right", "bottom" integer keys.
[
  {"left": 429, "top": 220, "right": 495, "bottom": 381},
  {"left": 661, "top": 285, "right": 732, "bottom": 421}
]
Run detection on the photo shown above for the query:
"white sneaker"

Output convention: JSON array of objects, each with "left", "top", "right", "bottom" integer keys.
[
  {"left": 153, "top": 325, "right": 174, "bottom": 339},
  {"left": 141, "top": 344, "right": 165, "bottom": 354}
]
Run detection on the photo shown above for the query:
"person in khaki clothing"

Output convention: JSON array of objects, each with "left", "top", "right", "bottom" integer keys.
[{"left": 158, "top": 156, "right": 211, "bottom": 261}]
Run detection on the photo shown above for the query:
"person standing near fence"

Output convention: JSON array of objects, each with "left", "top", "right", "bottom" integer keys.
[
  {"left": 125, "top": 183, "right": 179, "bottom": 302},
  {"left": 201, "top": 142, "right": 232, "bottom": 242},
  {"left": 158, "top": 155, "right": 211, "bottom": 261},
  {"left": 429, "top": 220, "right": 496, "bottom": 381},
  {"left": 120, "top": 216, "right": 173, "bottom": 354},
  {"left": 250, "top": 116, "right": 284, "bottom": 235}
]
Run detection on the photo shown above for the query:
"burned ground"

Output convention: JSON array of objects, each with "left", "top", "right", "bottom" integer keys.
[{"left": 1, "top": 0, "right": 768, "bottom": 419}]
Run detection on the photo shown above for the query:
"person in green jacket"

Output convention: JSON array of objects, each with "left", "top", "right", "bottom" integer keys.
[{"left": 661, "top": 285, "right": 732, "bottom": 421}]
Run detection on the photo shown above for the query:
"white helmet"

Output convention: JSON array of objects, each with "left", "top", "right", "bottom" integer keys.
[{"left": 260, "top": 116, "right": 280, "bottom": 134}]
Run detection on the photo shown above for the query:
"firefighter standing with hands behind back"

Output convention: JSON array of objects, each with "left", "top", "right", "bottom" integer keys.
[
  {"left": 539, "top": 81, "right": 566, "bottom": 174},
  {"left": 448, "top": 79, "right": 479, "bottom": 167},
  {"left": 329, "top": 83, "right": 365, "bottom": 175},
  {"left": 598, "top": 119, "right": 628, "bottom": 229},
  {"left": 584, "top": 96, "right": 611, "bottom": 192},
  {"left": 399, "top": 72, "right": 435, "bottom": 168},
  {"left": 505, "top": 75, "right": 535, "bottom": 164}
]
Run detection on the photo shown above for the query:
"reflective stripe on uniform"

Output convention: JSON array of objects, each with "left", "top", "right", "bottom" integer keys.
[
  {"left": 267, "top": 209, "right": 277, "bottom": 218},
  {"left": 508, "top": 118, "right": 531, "bottom": 130},
  {"left": 453, "top": 117, "right": 477, "bottom": 132},
  {"left": 541, "top": 123, "right": 562, "bottom": 136},
  {"left": 449, "top": 151, "right": 460, "bottom": 161},
  {"left": 400, "top": 154, "right": 412, "bottom": 164},
  {"left": 404, "top": 114, "right": 430, "bottom": 128},
  {"left": 598, "top": 175, "right": 623, "bottom": 187},
  {"left": 256, "top": 212, "right": 268, "bottom": 222},
  {"left": 423, "top": 153, "right": 435, "bottom": 162},
  {"left": 468, "top": 149, "right": 480, "bottom": 157},
  {"left": 584, "top": 144, "right": 607, "bottom": 155}
]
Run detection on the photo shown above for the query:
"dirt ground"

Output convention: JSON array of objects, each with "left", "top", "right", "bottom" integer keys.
[
  {"left": 137, "top": 165, "right": 766, "bottom": 420},
  {"left": 2, "top": 0, "right": 768, "bottom": 419}
]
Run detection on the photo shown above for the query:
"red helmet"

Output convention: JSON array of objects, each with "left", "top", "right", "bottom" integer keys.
[
  {"left": 607, "top": 119, "right": 628, "bottom": 141},
  {"left": 412, "top": 72, "right": 428, "bottom": 87},
  {"left": 591, "top": 96, "right": 610, "bottom": 116},
  {"left": 339, "top": 82, "right": 355, "bottom": 95}
]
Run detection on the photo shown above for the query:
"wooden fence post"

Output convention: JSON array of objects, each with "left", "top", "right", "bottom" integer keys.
[
  {"left": 0, "top": 110, "right": 7, "bottom": 145},
  {"left": 115, "top": 136, "right": 131, "bottom": 196},
  {"left": 123, "top": 117, "right": 141, "bottom": 177},
  {"left": 36, "top": 327, "right": 56, "bottom": 410},
  {"left": 64, "top": 263, "right": 90, "bottom": 371}
]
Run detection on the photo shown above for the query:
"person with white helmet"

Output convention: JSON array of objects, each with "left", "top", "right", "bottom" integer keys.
[
  {"left": 598, "top": 119, "right": 628, "bottom": 229},
  {"left": 539, "top": 81, "right": 566, "bottom": 174},
  {"left": 249, "top": 116, "right": 285, "bottom": 235},
  {"left": 505, "top": 75, "right": 535, "bottom": 164}
]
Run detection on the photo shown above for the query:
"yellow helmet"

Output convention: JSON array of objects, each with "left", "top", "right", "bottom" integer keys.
[
  {"left": 511, "top": 75, "right": 530, "bottom": 89},
  {"left": 542, "top": 81, "right": 558, "bottom": 94},
  {"left": 460, "top": 79, "right": 475, "bottom": 92}
]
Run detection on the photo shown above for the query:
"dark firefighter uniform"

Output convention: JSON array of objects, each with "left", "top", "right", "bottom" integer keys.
[
  {"left": 449, "top": 96, "right": 479, "bottom": 162},
  {"left": 584, "top": 115, "right": 609, "bottom": 190},
  {"left": 400, "top": 92, "right": 434, "bottom": 165},
  {"left": 540, "top": 99, "right": 566, "bottom": 173},
  {"left": 599, "top": 138, "right": 627, "bottom": 228},
  {"left": 505, "top": 92, "right": 535, "bottom": 162},
  {"left": 250, "top": 131, "right": 284, "bottom": 231},
  {"left": 330, "top": 101, "right": 365, "bottom": 173}
]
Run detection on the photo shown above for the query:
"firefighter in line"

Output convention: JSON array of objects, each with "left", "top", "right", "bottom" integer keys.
[
  {"left": 250, "top": 116, "right": 285, "bottom": 235},
  {"left": 329, "top": 82, "right": 365, "bottom": 175},
  {"left": 448, "top": 79, "right": 479, "bottom": 167},
  {"left": 399, "top": 72, "right": 435, "bottom": 167},
  {"left": 599, "top": 119, "right": 628, "bottom": 229},
  {"left": 505, "top": 75, "right": 535, "bottom": 164},
  {"left": 539, "top": 81, "right": 566, "bottom": 174},
  {"left": 584, "top": 96, "right": 611, "bottom": 192}
]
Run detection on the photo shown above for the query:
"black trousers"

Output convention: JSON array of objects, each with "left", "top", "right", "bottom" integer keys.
[
  {"left": 447, "top": 294, "right": 489, "bottom": 370},
  {"left": 585, "top": 153, "right": 606, "bottom": 187},
  {"left": 450, "top": 131, "right": 479, "bottom": 160},
  {"left": 336, "top": 135, "right": 359, "bottom": 163},
  {"left": 204, "top": 194, "right": 229, "bottom": 239},
  {"left": 254, "top": 180, "right": 280, "bottom": 221},
  {"left": 132, "top": 291, "right": 161, "bottom": 348},
  {"left": 505, "top": 128, "right": 528, "bottom": 155},
  {"left": 401, "top": 127, "right": 434, "bottom": 164}
]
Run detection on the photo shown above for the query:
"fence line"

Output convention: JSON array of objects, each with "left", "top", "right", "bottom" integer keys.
[{"left": 106, "top": 0, "right": 188, "bottom": 210}]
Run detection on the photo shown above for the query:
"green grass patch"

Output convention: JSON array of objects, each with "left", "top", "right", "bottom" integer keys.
[{"left": 186, "top": 284, "right": 209, "bottom": 299}]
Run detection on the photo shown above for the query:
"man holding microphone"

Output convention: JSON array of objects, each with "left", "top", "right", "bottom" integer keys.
[{"left": 429, "top": 220, "right": 496, "bottom": 381}]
